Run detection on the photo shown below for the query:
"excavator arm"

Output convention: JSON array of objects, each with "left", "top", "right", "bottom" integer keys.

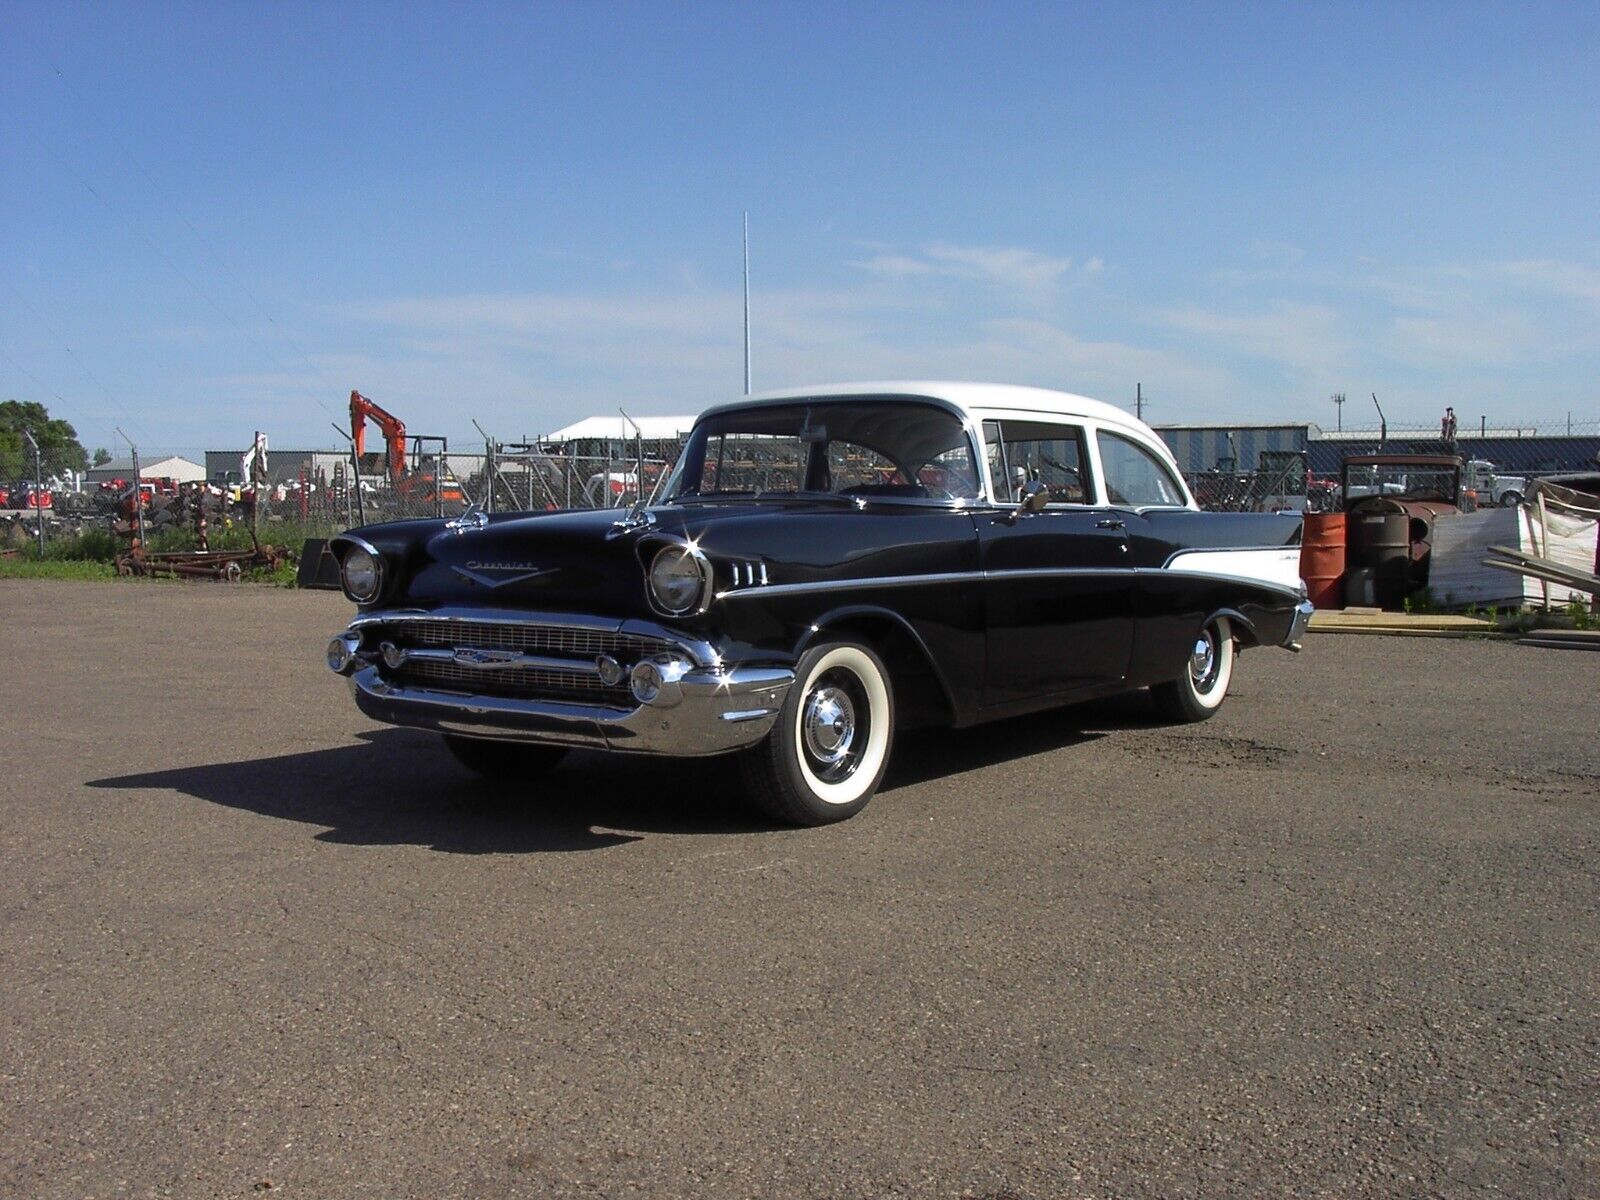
[{"left": 349, "top": 390, "right": 408, "bottom": 486}]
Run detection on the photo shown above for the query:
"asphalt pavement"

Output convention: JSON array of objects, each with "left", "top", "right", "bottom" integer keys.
[{"left": 2, "top": 579, "right": 1596, "bottom": 1199}]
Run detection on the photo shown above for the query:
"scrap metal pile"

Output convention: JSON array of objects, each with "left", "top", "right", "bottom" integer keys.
[{"left": 114, "top": 483, "right": 294, "bottom": 581}]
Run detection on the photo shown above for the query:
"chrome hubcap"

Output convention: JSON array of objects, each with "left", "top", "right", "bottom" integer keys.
[
  {"left": 803, "top": 686, "right": 856, "bottom": 766},
  {"left": 1190, "top": 634, "right": 1216, "bottom": 687}
]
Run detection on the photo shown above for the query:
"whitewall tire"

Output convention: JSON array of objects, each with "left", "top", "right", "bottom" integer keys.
[
  {"left": 740, "top": 640, "right": 895, "bottom": 825},
  {"left": 1151, "top": 616, "right": 1234, "bottom": 723}
]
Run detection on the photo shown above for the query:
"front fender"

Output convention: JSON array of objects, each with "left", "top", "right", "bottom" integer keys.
[{"left": 793, "top": 603, "right": 960, "bottom": 727}]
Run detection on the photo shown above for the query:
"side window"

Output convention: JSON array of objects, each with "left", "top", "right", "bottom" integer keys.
[
  {"left": 987, "top": 420, "right": 1092, "bottom": 504},
  {"left": 1096, "top": 431, "right": 1187, "bottom": 507}
]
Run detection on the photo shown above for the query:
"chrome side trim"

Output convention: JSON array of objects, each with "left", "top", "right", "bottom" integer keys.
[
  {"left": 1161, "top": 545, "right": 1302, "bottom": 567},
  {"left": 716, "top": 570, "right": 981, "bottom": 601},
  {"left": 714, "top": 564, "right": 1307, "bottom": 603},
  {"left": 1139, "top": 568, "right": 1307, "bottom": 602}
]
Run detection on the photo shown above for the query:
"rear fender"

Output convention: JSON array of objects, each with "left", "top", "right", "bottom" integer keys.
[{"left": 1204, "top": 606, "right": 1260, "bottom": 648}]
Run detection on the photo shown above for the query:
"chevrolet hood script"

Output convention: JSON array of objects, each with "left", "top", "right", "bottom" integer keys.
[{"left": 450, "top": 561, "right": 558, "bottom": 589}]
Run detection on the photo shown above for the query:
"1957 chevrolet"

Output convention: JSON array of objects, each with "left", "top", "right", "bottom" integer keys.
[{"left": 325, "top": 383, "right": 1312, "bottom": 824}]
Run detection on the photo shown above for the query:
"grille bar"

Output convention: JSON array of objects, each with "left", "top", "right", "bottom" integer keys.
[
  {"left": 396, "top": 658, "right": 631, "bottom": 704},
  {"left": 367, "top": 617, "right": 672, "bottom": 706},
  {"left": 386, "top": 618, "right": 666, "bottom": 660}
]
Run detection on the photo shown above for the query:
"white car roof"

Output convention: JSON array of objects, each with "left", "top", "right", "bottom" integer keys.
[{"left": 731, "top": 380, "right": 1146, "bottom": 433}]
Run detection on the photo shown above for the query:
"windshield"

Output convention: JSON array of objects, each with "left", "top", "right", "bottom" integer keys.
[{"left": 665, "top": 400, "right": 981, "bottom": 503}]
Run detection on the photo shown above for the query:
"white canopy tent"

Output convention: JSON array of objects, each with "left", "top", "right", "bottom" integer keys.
[{"left": 542, "top": 415, "right": 696, "bottom": 444}]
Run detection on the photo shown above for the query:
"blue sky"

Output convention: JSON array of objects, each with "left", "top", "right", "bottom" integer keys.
[{"left": 4, "top": 2, "right": 1598, "bottom": 455}]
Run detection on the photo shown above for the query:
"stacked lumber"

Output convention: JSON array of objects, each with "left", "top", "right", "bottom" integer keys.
[{"left": 1430, "top": 497, "right": 1598, "bottom": 607}]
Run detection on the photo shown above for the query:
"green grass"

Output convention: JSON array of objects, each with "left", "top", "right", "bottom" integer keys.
[
  {"left": 3, "top": 515, "right": 312, "bottom": 586},
  {"left": 0, "top": 557, "right": 119, "bottom": 580}
]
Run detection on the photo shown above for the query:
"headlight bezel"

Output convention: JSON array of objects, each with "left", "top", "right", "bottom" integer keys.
[
  {"left": 336, "top": 536, "right": 386, "bottom": 605},
  {"left": 646, "top": 541, "right": 713, "bottom": 617}
]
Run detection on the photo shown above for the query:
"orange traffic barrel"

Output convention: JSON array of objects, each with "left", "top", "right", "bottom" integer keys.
[{"left": 1299, "top": 513, "right": 1346, "bottom": 609}]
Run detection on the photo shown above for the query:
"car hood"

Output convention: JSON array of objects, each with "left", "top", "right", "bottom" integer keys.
[
  {"left": 382, "top": 507, "right": 672, "bottom": 613},
  {"left": 350, "top": 497, "right": 944, "bottom": 614}
]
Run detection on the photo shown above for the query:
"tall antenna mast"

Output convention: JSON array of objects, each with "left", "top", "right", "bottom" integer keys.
[{"left": 743, "top": 212, "right": 752, "bottom": 395}]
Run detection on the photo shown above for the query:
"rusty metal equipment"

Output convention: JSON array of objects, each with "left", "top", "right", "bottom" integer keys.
[{"left": 116, "top": 532, "right": 293, "bottom": 582}]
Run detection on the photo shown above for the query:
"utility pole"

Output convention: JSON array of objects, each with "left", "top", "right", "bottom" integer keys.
[
  {"left": 116, "top": 427, "right": 145, "bottom": 552},
  {"left": 1135, "top": 382, "right": 1143, "bottom": 421},
  {"left": 1371, "top": 393, "right": 1387, "bottom": 449},
  {"left": 1331, "top": 392, "right": 1345, "bottom": 431},
  {"left": 22, "top": 429, "right": 43, "bottom": 556},
  {"left": 743, "top": 212, "right": 752, "bottom": 395}
]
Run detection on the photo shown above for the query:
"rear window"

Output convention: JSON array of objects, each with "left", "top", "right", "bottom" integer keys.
[{"left": 1097, "top": 432, "right": 1187, "bottom": 507}]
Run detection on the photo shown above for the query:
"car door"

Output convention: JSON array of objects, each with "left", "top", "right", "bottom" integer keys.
[{"left": 977, "top": 419, "right": 1134, "bottom": 709}]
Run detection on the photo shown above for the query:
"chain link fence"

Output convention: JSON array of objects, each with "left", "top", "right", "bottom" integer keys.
[{"left": 6, "top": 415, "right": 1597, "bottom": 552}]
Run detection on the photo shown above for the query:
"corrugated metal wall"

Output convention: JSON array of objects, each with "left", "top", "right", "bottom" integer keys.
[{"left": 1155, "top": 426, "right": 1310, "bottom": 473}]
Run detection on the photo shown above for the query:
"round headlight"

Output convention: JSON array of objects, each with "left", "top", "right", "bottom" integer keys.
[
  {"left": 341, "top": 544, "right": 383, "bottom": 603},
  {"left": 647, "top": 544, "right": 710, "bottom": 615}
]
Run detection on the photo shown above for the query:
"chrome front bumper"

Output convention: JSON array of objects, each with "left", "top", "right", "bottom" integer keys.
[{"left": 344, "top": 662, "right": 793, "bottom": 755}]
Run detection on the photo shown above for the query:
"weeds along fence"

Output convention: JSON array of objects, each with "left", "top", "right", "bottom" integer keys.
[{"left": 1, "top": 439, "right": 694, "bottom": 560}]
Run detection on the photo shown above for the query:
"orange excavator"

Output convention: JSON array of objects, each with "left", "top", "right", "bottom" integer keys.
[{"left": 349, "top": 390, "right": 465, "bottom": 508}]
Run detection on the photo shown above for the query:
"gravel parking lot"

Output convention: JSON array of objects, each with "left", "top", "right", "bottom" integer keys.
[{"left": 3, "top": 579, "right": 1597, "bottom": 1199}]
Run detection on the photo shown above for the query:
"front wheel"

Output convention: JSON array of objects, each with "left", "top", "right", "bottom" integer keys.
[
  {"left": 1151, "top": 617, "right": 1234, "bottom": 723},
  {"left": 442, "top": 734, "right": 568, "bottom": 781},
  {"left": 740, "top": 640, "right": 895, "bottom": 826},
  {"left": 1500, "top": 491, "right": 1522, "bottom": 508}
]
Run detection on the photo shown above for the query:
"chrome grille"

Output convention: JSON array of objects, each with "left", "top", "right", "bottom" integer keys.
[
  {"left": 387, "top": 619, "right": 665, "bottom": 660},
  {"left": 396, "top": 658, "right": 630, "bottom": 705},
  {"left": 368, "top": 618, "right": 669, "bottom": 706}
]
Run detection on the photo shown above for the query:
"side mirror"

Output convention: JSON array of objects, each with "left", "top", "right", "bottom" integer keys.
[{"left": 1020, "top": 480, "right": 1050, "bottom": 514}]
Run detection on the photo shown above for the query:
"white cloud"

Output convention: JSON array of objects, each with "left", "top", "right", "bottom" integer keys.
[
  {"left": 849, "top": 241, "right": 1096, "bottom": 294},
  {"left": 1153, "top": 302, "right": 1353, "bottom": 385}
]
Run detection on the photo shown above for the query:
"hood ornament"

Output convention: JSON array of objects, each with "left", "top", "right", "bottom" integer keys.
[
  {"left": 445, "top": 505, "right": 489, "bottom": 534},
  {"left": 611, "top": 502, "right": 656, "bottom": 533}
]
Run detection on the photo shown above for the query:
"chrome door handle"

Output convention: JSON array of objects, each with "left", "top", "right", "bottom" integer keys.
[{"left": 1096, "top": 518, "right": 1125, "bottom": 529}]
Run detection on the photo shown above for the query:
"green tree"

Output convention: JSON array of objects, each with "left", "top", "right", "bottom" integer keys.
[
  {"left": 92, "top": 447, "right": 112, "bottom": 466},
  {"left": 0, "top": 401, "right": 90, "bottom": 480}
]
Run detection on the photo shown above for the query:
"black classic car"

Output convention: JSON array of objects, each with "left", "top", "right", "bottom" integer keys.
[{"left": 326, "top": 383, "right": 1312, "bottom": 824}]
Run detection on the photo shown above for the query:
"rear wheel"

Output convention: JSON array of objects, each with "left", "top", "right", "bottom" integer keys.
[
  {"left": 442, "top": 734, "right": 568, "bottom": 780},
  {"left": 741, "top": 640, "right": 895, "bottom": 826},
  {"left": 1151, "top": 617, "right": 1234, "bottom": 723}
]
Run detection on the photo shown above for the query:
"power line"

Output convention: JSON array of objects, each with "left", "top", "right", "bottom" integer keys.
[
  {"left": 2, "top": 280, "right": 141, "bottom": 439},
  {"left": 27, "top": 113, "right": 337, "bottom": 424},
  {"left": 49, "top": 64, "right": 342, "bottom": 405}
]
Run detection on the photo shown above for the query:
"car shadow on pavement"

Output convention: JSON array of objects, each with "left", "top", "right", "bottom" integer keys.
[
  {"left": 881, "top": 690, "right": 1154, "bottom": 791},
  {"left": 88, "top": 729, "right": 775, "bottom": 854},
  {"left": 87, "top": 692, "right": 1161, "bottom": 852}
]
